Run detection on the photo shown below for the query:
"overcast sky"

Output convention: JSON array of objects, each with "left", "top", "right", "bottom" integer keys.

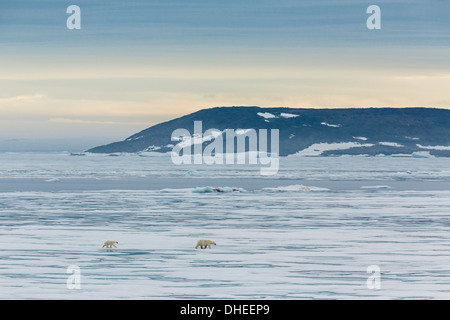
[{"left": 0, "top": 0, "right": 449, "bottom": 151}]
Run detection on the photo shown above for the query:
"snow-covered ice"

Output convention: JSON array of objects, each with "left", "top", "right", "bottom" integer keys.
[
  {"left": 262, "top": 184, "right": 329, "bottom": 192},
  {"left": 0, "top": 152, "right": 449, "bottom": 299}
]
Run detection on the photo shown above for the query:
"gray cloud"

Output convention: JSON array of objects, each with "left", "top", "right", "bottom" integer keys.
[{"left": 1, "top": 0, "right": 448, "bottom": 49}]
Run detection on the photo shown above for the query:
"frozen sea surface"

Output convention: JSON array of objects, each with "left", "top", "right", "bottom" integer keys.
[{"left": 0, "top": 152, "right": 449, "bottom": 299}]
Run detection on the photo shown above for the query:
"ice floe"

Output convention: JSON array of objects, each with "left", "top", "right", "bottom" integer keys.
[{"left": 262, "top": 184, "right": 329, "bottom": 192}]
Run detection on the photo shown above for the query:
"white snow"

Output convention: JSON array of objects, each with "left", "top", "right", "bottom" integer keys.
[
  {"left": 378, "top": 142, "right": 404, "bottom": 147},
  {"left": 417, "top": 144, "right": 450, "bottom": 151},
  {"left": 353, "top": 136, "right": 368, "bottom": 141},
  {"left": 126, "top": 135, "right": 144, "bottom": 141},
  {"left": 257, "top": 112, "right": 277, "bottom": 119},
  {"left": 175, "top": 130, "right": 223, "bottom": 148},
  {"left": 321, "top": 122, "right": 341, "bottom": 128},
  {"left": 262, "top": 184, "right": 329, "bottom": 192},
  {"left": 279, "top": 113, "right": 299, "bottom": 118},
  {"left": 294, "top": 142, "right": 374, "bottom": 156},
  {"left": 145, "top": 145, "right": 161, "bottom": 151},
  {"left": 171, "top": 135, "right": 184, "bottom": 142},
  {"left": 1, "top": 153, "right": 450, "bottom": 299}
]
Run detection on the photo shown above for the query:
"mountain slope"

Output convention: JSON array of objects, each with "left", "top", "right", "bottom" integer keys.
[{"left": 87, "top": 107, "right": 450, "bottom": 157}]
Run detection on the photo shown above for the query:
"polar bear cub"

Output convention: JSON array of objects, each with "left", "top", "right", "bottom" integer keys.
[
  {"left": 195, "top": 239, "right": 216, "bottom": 249},
  {"left": 102, "top": 240, "right": 118, "bottom": 248}
]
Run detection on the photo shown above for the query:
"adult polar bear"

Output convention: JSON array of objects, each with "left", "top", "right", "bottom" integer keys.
[
  {"left": 195, "top": 239, "right": 216, "bottom": 249},
  {"left": 102, "top": 240, "right": 118, "bottom": 248}
]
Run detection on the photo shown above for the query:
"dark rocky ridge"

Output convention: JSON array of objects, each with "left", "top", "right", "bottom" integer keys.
[{"left": 87, "top": 107, "right": 450, "bottom": 157}]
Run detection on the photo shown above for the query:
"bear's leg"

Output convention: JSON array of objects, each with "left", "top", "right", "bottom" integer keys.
[{"left": 112, "top": 244, "right": 117, "bottom": 248}]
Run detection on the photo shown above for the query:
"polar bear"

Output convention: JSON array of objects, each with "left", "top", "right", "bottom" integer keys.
[
  {"left": 102, "top": 240, "right": 118, "bottom": 248},
  {"left": 195, "top": 239, "right": 216, "bottom": 249}
]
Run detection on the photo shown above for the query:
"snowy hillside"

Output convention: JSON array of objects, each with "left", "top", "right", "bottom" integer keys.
[{"left": 87, "top": 107, "right": 450, "bottom": 157}]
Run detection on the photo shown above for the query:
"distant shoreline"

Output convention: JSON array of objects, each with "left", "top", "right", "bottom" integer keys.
[{"left": 0, "top": 177, "right": 449, "bottom": 193}]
